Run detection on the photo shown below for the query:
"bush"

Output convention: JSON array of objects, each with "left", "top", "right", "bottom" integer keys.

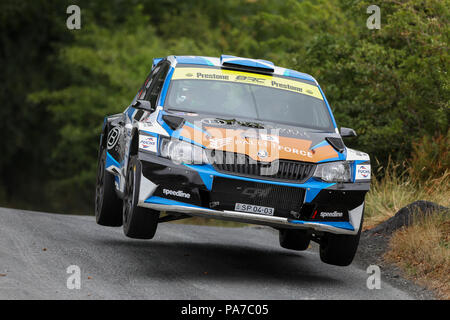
[{"left": 408, "top": 131, "right": 450, "bottom": 184}]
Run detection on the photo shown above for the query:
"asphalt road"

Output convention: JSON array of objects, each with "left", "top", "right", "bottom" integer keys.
[{"left": 0, "top": 207, "right": 416, "bottom": 299}]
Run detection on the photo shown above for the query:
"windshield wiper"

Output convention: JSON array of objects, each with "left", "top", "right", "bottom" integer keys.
[{"left": 167, "top": 107, "right": 191, "bottom": 113}]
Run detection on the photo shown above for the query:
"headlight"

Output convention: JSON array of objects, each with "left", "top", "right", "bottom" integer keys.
[
  {"left": 160, "top": 138, "right": 209, "bottom": 165},
  {"left": 313, "top": 161, "right": 352, "bottom": 182}
]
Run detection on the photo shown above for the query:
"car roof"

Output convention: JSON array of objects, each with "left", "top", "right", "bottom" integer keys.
[{"left": 156, "top": 55, "right": 318, "bottom": 84}]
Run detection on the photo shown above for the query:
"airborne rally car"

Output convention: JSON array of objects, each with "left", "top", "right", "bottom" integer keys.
[{"left": 95, "top": 55, "right": 371, "bottom": 266}]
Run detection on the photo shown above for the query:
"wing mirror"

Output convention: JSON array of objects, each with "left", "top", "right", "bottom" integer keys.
[
  {"left": 132, "top": 99, "right": 154, "bottom": 112},
  {"left": 340, "top": 127, "right": 357, "bottom": 138}
]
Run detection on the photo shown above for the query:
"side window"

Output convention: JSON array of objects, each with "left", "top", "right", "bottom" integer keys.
[
  {"left": 138, "top": 66, "right": 160, "bottom": 100},
  {"left": 145, "top": 62, "right": 170, "bottom": 107}
]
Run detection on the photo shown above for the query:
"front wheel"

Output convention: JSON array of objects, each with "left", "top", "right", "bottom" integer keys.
[
  {"left": 122, "top": 155, "right": 160, "bottom": 239},
  {"left": 279, "top": 229, "right": 310, "bottom": 251},
  {"left": 319, "top": 216, "right": 363, "bottom": 266}
]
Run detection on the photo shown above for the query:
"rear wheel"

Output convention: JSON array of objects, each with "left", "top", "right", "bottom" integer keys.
[
  {"left": 279, "top": 229, "right": 310, "bottom": 251},
  {"left": 319, "top": 216, "right": 363, "bottom": 266},
  {"left": 123, "top": 155, "right": 159, "bottom": 239},
  {"left": 95, "top": 148, "right": 123, "bottom": 226}
]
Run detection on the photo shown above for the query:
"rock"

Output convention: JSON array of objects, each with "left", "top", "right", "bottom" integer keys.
[{"left": 368, "top": 200, "right": 449, "bottom": 235}]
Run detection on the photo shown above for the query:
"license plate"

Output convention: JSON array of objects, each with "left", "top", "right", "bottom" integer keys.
[{"left": 234, "top": 203, "right": 274, "bottom": 216}]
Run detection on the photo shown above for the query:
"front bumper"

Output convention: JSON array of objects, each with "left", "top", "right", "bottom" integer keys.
[{"left": 137, "top": 151, "right": 369, "bottom": 235}]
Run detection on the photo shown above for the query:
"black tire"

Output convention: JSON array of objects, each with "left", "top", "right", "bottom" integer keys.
[
  {"left": 123, "top": 155, "right": 159, "bottom": 239},
  {"left": 95, "top": 148, "right": 123, "bottom": 226},
  {"left": 319, "top": 216, "right": 364, "bottom": 266},
  {"left": 279, "top": 229, "right": 310, "bottom": 251}
]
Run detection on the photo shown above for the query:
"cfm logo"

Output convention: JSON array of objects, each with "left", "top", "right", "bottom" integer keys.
[{"left": 242, "top": 187, "right": 271, "bottom": 198}]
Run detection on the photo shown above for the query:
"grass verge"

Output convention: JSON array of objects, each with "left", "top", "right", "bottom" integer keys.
[
  {"left": 365, "top": 132, "right": 449, "bottom": 299},
  {"left": 384, "top": 213, "right": 450, "bottom": 299},
  {"left": 365, "top": 163, "right": 449, "bottom": 229}
]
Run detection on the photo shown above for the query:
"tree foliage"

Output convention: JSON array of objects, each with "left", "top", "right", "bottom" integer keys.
[{"left": 0, "top": 0, "right": 448, "bottom": 213}]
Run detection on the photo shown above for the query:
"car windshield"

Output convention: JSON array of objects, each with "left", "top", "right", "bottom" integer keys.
[{"left": 165, "top": 71, "right": 335, "bottom": 131}]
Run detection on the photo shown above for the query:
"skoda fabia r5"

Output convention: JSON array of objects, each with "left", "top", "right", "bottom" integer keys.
[{"left": 95, "top": 55, "right": 371, "bottom": 266}]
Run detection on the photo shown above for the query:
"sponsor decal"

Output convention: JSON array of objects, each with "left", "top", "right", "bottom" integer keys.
[
  {"left": 138, "top": 107, "right": 171, "bottom": 136},
  {"left": 356, "top": 164, "right": 371, "bottom": 180},
  {"left": 207, "top": 136, "right": 312, "bottom": 159},
  {"left": 107, "top": 127, "right": 120, "bottom": 150},
  {"left": 194, "top": 72, "right": 229, "bottom": 80},
  {"left": 260, "top": 134, "right": 279, "bottom": 143},
  {"left": 277, "top": 127, "right": 310, "bottom": 137},
  {"left": 172, "top": 67, "right": 323, "bottom": 100},
  {"left": 142, "top": 114, "right": 154, "bottom": 125},
  {"left": 209, "top": 137, "right": 234, "bottom": 149},
  {"left": 278, "top": 145, "right": 313, "bottom": 158},
  {"left": 359, "top": 166, "right": 370, "bottom": 178},
  {"left": 163, "top": 189, "right": 191, "bottom": 199},
  {"left": 241, "top": 187, "right": 271, "bottom": 198},
  {"left": 209, "top": 201, "right": 220, "bottom": 208},
  {"left": 257, "top": 150, "right": 268, "bottom": 159},
  {"left": 142, "top": 122, "right": 154, "bottom": 128},
  {"left": 177, "top": 123, "right": 336, "bottom": 163},
  {"left": 139, "top": 135, "right": 157, "bottom": 152},
  {"left": 240, "top": 131, "right": 279, "bottom": 143},
  {"left": 319, "top": 211, "right": 344, "bottom": 218},
  {"left": 270, "top": 80, "right": 304, "bottom": 93},
  {"left": 235, "top": 75, "right": 265, "bottom": 83}
]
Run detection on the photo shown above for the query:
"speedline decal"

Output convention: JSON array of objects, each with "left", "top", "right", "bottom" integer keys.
[{"left": 171, "top": 67, "right": 323, "bottom": 100}]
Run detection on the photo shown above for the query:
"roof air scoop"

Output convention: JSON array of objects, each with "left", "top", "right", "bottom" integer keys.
[{"left": 220, "top": 54, "right": 274, "bottom": 74}]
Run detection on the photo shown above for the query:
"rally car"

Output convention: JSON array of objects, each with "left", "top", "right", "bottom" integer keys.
[{"left": 95, "top": 55, "right": 371, "bottom": 266}]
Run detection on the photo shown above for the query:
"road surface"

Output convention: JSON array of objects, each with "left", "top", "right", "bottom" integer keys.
[{"left": 0, "top": 207, "right": 417, "bottom": 299}]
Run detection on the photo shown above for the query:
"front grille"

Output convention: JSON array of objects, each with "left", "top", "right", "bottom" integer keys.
[
  {"left": 212, "top": 152, "right": 316, "bottom": 183},
  {"left": 210, "top": 177, "right": 306, "bottom": 217}
]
